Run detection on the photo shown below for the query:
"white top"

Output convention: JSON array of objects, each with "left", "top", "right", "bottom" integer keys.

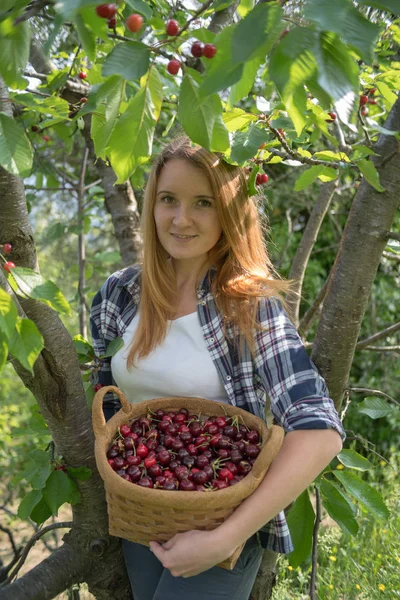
[{"left": 111, "top": 311, "right": 230, "bottom": 404}]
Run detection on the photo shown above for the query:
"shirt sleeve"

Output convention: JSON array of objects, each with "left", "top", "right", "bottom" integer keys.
[
  {"left": 89, "top": 281, "right": 121, "bottom": 410},
  {"left": 254, "top": 296, "right": 346, "bottom": 442}
]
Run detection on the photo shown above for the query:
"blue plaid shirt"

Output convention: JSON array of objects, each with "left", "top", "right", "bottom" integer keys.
[{"left": 89, "top": 265, "right": 345, "bottom": 554}]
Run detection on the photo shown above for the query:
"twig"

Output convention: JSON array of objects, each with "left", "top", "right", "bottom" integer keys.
[
  {"left": 386, "top": 231, "right": 400, "bottom": 242},
  {"left": 1, "top": 522, "right": 73, "bottom": 587},
  {"left": 298, "top": 275, "right": 331, "bottom": 339},
  {"left": 309, "top": 486, "right": 321, "bottom": 600},
  {"left": 0, "top": 524, "right": 19, "bottom": 556},
  {"left": 356, "top": 321, "right": 400, "bottom": 349},
  {"left": 78, "top": 147, "right": 89, "bottom": 339},
  {"left": 178, "top": 0, "right": 215, "bottom": 36},
  {"left": 344, "top": 430, "right": 393, "bottom": 467},
  {"left": 348, "top": 387, "right": 400, "bottom": 408},
  {"left": 359, "top": 345, "right": 400, "bottom": 353},
  {"left": 382, "top": 250, "right": 400, "bottom": 262},
  {"left": 13, "top": 0, "right": 54, "bottom": 25}
]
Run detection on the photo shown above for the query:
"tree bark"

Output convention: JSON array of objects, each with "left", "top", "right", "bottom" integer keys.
[{"left": 311, "top": 96, "right": 400, "bottom": 406}]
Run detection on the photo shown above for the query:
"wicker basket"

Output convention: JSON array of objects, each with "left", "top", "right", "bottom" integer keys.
[{"left": 92, "top": 385, "right": 284, "bottom": 570}]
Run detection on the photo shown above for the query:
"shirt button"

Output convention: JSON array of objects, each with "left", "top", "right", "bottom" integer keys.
[
  {"left": 209, "top": 337, "right": 215, "bottom": 343},
  {"left": 226, "top": 375, "right": 232, "bottom": 381},
  {"left": 200, "top": 300, "right": 206, "bottom": 306}
]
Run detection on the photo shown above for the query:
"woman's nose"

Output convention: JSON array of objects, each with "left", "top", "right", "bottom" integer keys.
[{"left": 172, "top": 205, "right": 193, "bottom": 225}]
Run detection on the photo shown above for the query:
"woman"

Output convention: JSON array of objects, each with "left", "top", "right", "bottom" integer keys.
[{"left": 90, "top": 136, "right": 345, "bottom": 600}]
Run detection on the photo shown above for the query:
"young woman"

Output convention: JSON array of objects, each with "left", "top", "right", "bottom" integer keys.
[{"left": 90, "top": 136, "right": 345, "bottom": 600}]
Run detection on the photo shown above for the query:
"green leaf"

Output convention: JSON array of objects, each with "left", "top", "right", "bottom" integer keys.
[
  {"left": 11, "top": 94, "right": 70, "bottom": 118},
  {"left": 230, "top": 125, "right": 270, "bottom": 164},
  {"left": 102, "top": 42, "right": 150, "bottom": 81},
  {"left": 89, "top": 77, "right": 125, "bottom": 160},
  {"left": 375, "top": 81, "right": 398, "bottom": 111},
  {"left": 101, "top": 336, "right": 124, "bottom": 358},
  {"left": 31, "top": 464, "right": 52, "bottom": 490},
  {"left": 0, "top": 112, "right": 33, "bottom": 177},
  {"left": 66, "top": 466, "right": 92, "bottom": 481},
  {"left": 333, "top": 470, "right": 390, "bottom": 520},
  {"left": 304, "top": 0, "right": 380, "bottom": 63},
  {"left": 231, "top": 3, "right": 283, "bottom": 64},
  {"left": 179, "top": 72, "right": 229, "bottom": 152},
  {"left": 320, "top": 480, "right": 359, "bottom": 536},
  {"left": 286, "top": 489, "right": 315, "bottom": 567},
  {"left": 0, "top": 288, "right": 18, "bottom": 340},
  {"left": 237, "top": 0, "right": 255, "bottom": 18},
  {"left": 358, "top": 158, "right": 385, "bottom": 192},
  {"left": 247, "top": 164, "right": 260, "bottom": 197},
  {"left": 337, "top": 449, "right": 374, "bottom": 471},
  {"left": 146, "top": 66, "right": 163, "bottom": 121},
  {"left": 73, "top": 12, "right": 96, "bottom": 61},
  {"left": 0, "top": 332, "right": 7, "bottom": 373},
  {"left": 10, "top": 267, "right": 72, "bottom": 315},
  {"left": 30, "top": 496, "right": 53, "bottom": 525},
  {"left": 18, "top": 489, "right": 43, "bottom": 520},
  {"left": 357, "top": 0, "right": 400, "bottom": 15},
  {"left": 228, "top": 57, "right": 261, "bottom": 109},
  {"left": 358, "top": 397, "right": 394, "bottom": 419},
  {"left": 42, "top": 470, "right": 79, "bottom": 514},
  {"left": 125, "top": 0, "right": 152, "bottom": 18},
  {"left": 314, "top": 31, "right": 359, "bottom": 102},
  {"left": 0, "top": 18, "right": 30, "bottom": 88},
  {"left": 73, "top": 334, "right": 95, "bottom": 358},
  {"left": 9, "top": 318, "right": 44, "bottom": 374},
  {"left": 294, "top": 165, "right": 337, "bottom": 191},
  {"left": 108, "top": 87, "right": 156, "bottom": 183},
  {"left": 222, "top": 108, "right": 257, "bottom": 133}
]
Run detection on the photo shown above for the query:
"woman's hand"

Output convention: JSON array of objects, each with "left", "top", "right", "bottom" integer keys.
[{"left": 149, "top": 529, "right": 235, "bottom": 578}]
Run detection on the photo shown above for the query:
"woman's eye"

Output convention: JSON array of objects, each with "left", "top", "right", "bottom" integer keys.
[
  {"left": 198, "top": 199, "right": 212, "bottom": 207},
  {"left": 161, "top": 195, "right": 175, "bottom": 203}
]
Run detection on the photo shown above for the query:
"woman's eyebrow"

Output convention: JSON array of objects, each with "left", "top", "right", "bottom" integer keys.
[{"left": 156, "top": 190, "right": 215, "bottom": 200}]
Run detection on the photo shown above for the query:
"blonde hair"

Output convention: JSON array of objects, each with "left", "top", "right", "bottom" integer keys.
[{"left": 127, "top": 136, "right": 295, "bottom": 367}]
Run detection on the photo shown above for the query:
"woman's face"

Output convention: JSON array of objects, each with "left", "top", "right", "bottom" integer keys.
[{"left": 153, "top": 158, "right": 222, "bottom": 268}]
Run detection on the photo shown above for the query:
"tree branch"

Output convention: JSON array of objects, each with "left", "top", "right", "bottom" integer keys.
[
  {"left": 356, "top": 321, "right": 400, "bottom": 349},
  {"left": 349, "top": 387, "right": 400, "bottom": 408}
]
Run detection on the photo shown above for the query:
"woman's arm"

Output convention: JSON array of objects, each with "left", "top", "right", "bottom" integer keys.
[{"left": 150, "top": 428, "right": 342, "bottom": 577}]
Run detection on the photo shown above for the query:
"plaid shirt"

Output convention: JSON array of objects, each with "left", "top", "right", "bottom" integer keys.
[{"left": 90, "top": 265, "right": 345, "bottom": 554}]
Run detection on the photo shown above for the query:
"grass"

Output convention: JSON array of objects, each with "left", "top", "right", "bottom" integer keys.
[{"left": 272, "top": 448, "right": 400, "bottom": 599}]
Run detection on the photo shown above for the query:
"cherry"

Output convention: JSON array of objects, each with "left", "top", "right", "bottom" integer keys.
[
  {"left": 126, "top": 465, "right": 141, "bottom": 481},
  {"left": 280, "top": 29, "right": 289, "bottom": 39},
  {"left": 136, "top": 443, "right": 149, "bottom": 458},
  {"left": 120, "top": 424, "right": 132, "bottom": 438},
  {"left": 167, "top": 60, "right": 180, "bottom": 75},
  {"left": 31, "top": 125, "right": 39, "bottom": 133},
  {"left": 179, "top": 431, "right": 192, "bottom": 444},
  {"left": 148, "top": 464, "right": 162, "bottom": 478},
  {"left": 217, "top": 448, "right": 230, "bottom": 459},
  {"left": 218, "top": 467, "right": 234, "bottom": 482},
  {"left": 360, "top": 106, "right": 368, "bottom": 116},
  {"left": 138, "top": 477, "right": 153, "bottom": 488},
  {"left": 171, "top": 438, "right": 184, "bottom": 451},
  {"left": 203, "top": 44, "right": 217, "bottom": 59},
  {"left": 175, "top": 466, "right": 189, "bottom": 481},
  {"left": 126, "top": 14, "right": 143, "bottom": 32},
  {"left": 189, "top": 422, "right": 203, "bottom": 436},
  {"left": 163, "top": 479, "right": 177, "bottom": 490},
  {"left": 238, "top": 460, "right": 252, "bottom": 474},
  {"left": 113, "top": 456, "right": 125, "bottom": 469},
  {"left": 166, "top": 19, "right": 179, "bottom": 36},
  {"left": 195, "top": 455, "right": 209, "bottom": 469},
  {"left": 179, "top": 408, "right": 189, "bottom": 416},
  {"left": 3, "top": 261, "right": 15, "bottom": 273},
  {"left": 78, "top": 71, "right": 87, "bottom": 80},
  {"left": 144, "top": 456, "right": 157, "bottom": 469},
  {"left": 154, "top": 475, "right": 166, "bottom": 488},
  {"left": 246, "top": 430, "right": 259, "bottom": 443},
  {"left": 217, "top": 436, "right": 231, "bottom": 449},
  {"left": 157, "top": 450, "right": 171, "bottom": 465},
  {"left": 244, "top": 443, "right": 260, "bottom": 459},
  {"left": 2, "top": 243, "right": 12, "bottom": 254},
  {"left": 123, "top": 438, "right": 134, "bottom": 450},
  {"left": 226, "top": 461, "right": 238, "bottom": 475},
  {"left": 179, "top": 479, "right": 195, "bottom": 491},
  {"left": 80, "top": 97, "right": 88, "bottom": 103},
  {"left": 223, "top": 425, "right": 235, "bottom": 439},
  {"left": 215, "top": 416, "right": 227, "bottom": 428},
  {"left": 368, "top": 98, "right": 377, "bottom": 105},
  {"left": 359, "top": 95, "right": 368, "bottom": 106},
  {"left": 328, "top": 111, "right": 337, "bottom": 120},
  {"left": 191, "top": 41, "right": 204, "bottom": 58},
  {"left": 107, "top": 458, "right": 115, "bottom": 469},
  {"left": 213, "top": 479, "right": 229, "bottom": 489},
  {"left": 107, "top": 16, "right": 117, "bottom": 28},
  {"left": 42, "top": 135, "right": 50, "bottom": 142},
  {"left": 368, "top": 87, "right": 377, "bottom": 95},
  {"left": 126, "top": 455, "right": 141, "bottom": 466},
  {"left": 192, "top": 470, "right": 208, "bottom": 485},
  {"left": 96, "top": 4, "right": 117, "bottom": 19},
  {"left": 256, "top": 173, "right": 269, "bottom": 185}
]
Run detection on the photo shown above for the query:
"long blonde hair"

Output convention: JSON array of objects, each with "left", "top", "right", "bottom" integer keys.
[{"left": 127, "top": 136, "right": 295, "bottom": 367}]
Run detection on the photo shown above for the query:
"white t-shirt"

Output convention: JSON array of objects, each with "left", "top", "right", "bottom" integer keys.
[{"left": 111, "top": 311, "right": 229, "bottom": 404}]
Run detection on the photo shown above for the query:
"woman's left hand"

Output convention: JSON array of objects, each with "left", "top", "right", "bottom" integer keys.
[{"left": 149, "top": 529, "right": 235, "bottom": 578}]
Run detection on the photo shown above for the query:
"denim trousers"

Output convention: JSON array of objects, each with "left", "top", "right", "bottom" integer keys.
[{"left": 122, "top": 536, "right": 263, "bottom": 600}]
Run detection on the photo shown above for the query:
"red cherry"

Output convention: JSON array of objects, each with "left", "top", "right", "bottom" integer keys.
[
  {"left": 167, "top": 60, "right": 180, "bottom": 75},
  {"left": 107, "top": 16, "right": 117, "bottom": 28},
  {"left": 78, "top": 71, "right": 87, "bottom": 80},
  {"left": 256, "top": 173, "right": 269, "bottom": 185},
  {"left": 368, "top": 98, "right": 377, "bottom": 105},
  {"left": 126, "top": 455, "right": 141, "bottom": 466},
  {"left": 3, "top": 261, "right": 15, "bottom": 273},
  {"left": 2, "top": 243, "right": 12, "bottom": 254},
  {"left": 31, "top": 125, "right": 39, "bottom": 133},
  {"left": 96, "top": 4, "right": 117, "bottom": 19},
  {"left": 120, "top": 424, "right": 131, "bottom": 438},
  {"left": 80, "top": 97, "right": 88, "bottom": 103},
  {"left": 328, "top": 112, "right": 337, "bottom": 121},
  {"left": 179, "top": 479, "right": 195, "bottom": 491},
  {"left": 218, "top": 467, "right": 234, "bottom": 482},
  {"left": 42, "top": 135, "right": 50, "bottom": 142},
  {"left": 368, "top": 87, "right": 377, "bottom": 95},
  {"left": 359, "top": 95, "right": 368, "bottom": 106},
  {"left": 126, "top": 14, "right": 143, "bottom": 33},
  {"left": 136, "top": 443, "right": 149, "bottom": 458},
  {"left": 280, "top": 29, "right": 289, "bottom": 39},
  {"left": 213, "top": 479, "right": 229, "bottom": 489},
  {"left": 360, "top": 106, "right": 368, "bottom": 116},
  {"left": 138, "top": 476, "right": 153, "bottom": 488},
  {"left": 191, "top": 41, "right": 204, "bottom": 58},
  {"left": 203, "top": 44, "right": 217, "bottom": 59},
  {"left": 144, "top": 456, "right": 157, "bottom": 469},
  {"left": 93, "top": 383, "right": 103, "bottom": 392},
  {"left": 166, "top": 19, "right": 179, "bottom": 36}
]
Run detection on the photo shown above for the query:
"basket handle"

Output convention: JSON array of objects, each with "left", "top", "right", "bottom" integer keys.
[
  {"left": 251, "top": 425, "right": 285, "bottom": 480},
  {"left": 92, "top": 385, "right": 131, "bottom": 438}
]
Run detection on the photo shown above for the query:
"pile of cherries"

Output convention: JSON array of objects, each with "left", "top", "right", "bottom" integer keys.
[{"left": 107, "top": 408, "right": 262, "bottom": 491}]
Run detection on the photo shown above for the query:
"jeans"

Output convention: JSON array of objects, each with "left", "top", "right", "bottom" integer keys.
[{"left": 122, "top": 536, "right": 263, "bottom": 600}]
